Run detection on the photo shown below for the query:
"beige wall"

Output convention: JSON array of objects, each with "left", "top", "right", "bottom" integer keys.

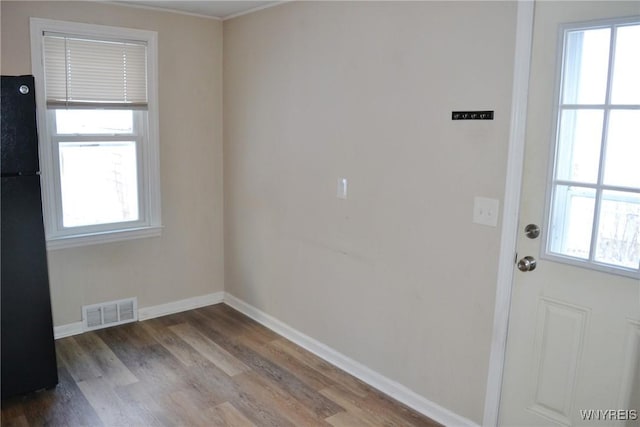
[
  {"left": 1, "top": 1, "right": 224, "bottom": 326},
  {"left": 223, "top": 2, "right": 517, "bottom": 423}
]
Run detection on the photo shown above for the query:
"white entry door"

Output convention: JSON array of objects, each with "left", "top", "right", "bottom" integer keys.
[{"left": 499, "top": 2, "right": 640, "bottom": 426}]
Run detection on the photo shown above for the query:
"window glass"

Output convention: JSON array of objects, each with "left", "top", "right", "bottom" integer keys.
[
  {"left": 561, "top": 28, "right": 610, "bottom": 105},
  {"left": 59, "top": 141, "right": 139, "bottom": 227},
  {"left": 603, "top": 110, "right": 640, "bottom": 189},
  {"left": 595, "top": 190, "right": 640, "bottom": 269},
  {"left": 549, "top": 185, "right": 596, "bottom": 260},
  {"left": 555, "top": 109, "right": 603, "bottom": 184},
  {"left": 55, "top": 110, "right": 134, "bottom": 134},
  {"left": 611, "top": 24, "right": 640, "bottom": 104}
]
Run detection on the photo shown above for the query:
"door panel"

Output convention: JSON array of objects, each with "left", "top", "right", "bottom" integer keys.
[
  {"left": 529, "top": 298, "right": 588, "bottom": 426},
  {"left": 499, "top": 2, "right": 640, "bottom": 426},
  {"left": 619, "top": 321, "right": 640, "bottom": 411}
]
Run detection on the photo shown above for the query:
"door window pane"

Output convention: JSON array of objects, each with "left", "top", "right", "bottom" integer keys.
[
  {"left": 546, "top": 19, "right": 640, "bottom": 277},
  {"left": 595, "top": 190, "right": 640, "bottom": 269},
  {"left": 611, "top": 24, "right": 640, "bottom": 105},
  {"left": 55, "top": 110, "right": 133, "bottom": 134},
  {"left": 549, "top": 185, "right": 596, "bottom": 260},
  {"left": 561, "top": 28, "right": 610, "bottom": 105},
  {"left": 555, "top": 109, "right": 603, "bottom": 184},
  {"left": 603, "top": 110, "right": 640, "bottom": 188},
  {"left": 59, "top": 141, "right": 139, "bottom": 227}
]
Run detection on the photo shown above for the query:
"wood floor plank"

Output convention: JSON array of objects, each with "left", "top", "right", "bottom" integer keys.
[
  {"left": 192, "top": 306, "right": 275, "bottom": 352},
  {"left": 179, "top": 360, "right": 299, "bottom": 427},
  {"left": 55, "top": 336, "right": 103, "bottom": 383},
  {"left": 321, "top": 386, "right": 442, "bottom": 427},
  {"left": 356, "top": 385, "right": 443, "bottom": 427},
  {"left": 176, "top": 360, "right": 237, "bottom": 408},
  {"left": 95, "top": 327, "right": 183, "bottom": 389},
  {"left": 200, "top": 305, "right": 281, "bottom": 345},
  {"left": 114, "top": 381, "right": 177, "bottom": 427},
  {"left": 139, "top": 319, "right": 210, "bottom": 369},
  {"left": 253, "top": 338, "right": 337, "bottom": 391},
  {"left": 325, "top": 410, "right": 376, "bottom": 427},
  {"left": 94, "top": 326, "right": 226, "bottom": 414},
  {"left": 224, "top": 385, "right": 298, "bottom": 427},
  {"left": 43, "top": 366, "right": 104, "bottom": 426},
  {"left": 234, "top": 370, "right": 331, "bottom": 427},
  {"left": 195, "top": 306, "right": 248, "bottom": 336},
  {"left": 211, "top": 402, "right": 257, "bottom": 427},
  {"left": 219, "top": 305, "right": 282, "bottom": 343},
  {"left": 169, "top": 322, "right": 250, "bottom": 376},
  {"left": 97, "top": 320, "right": 157, "bottom": 349},
  {"left": 1, "top": 304, "right": 440, "bottom": 427},
  {"left": 133, "top": 322, "right": 295, "bottom": 427},
  {"left": 73, "top": 332, "right": 138, "bottom": 387},
  {"left": 270, "top": 337, "right": 372, "bottom": 398},
  {"left": 77, "top": 376, "right": 160, "bottom": 426},
  {"left": 184, "top": 309, "right": 345, "bottom": 418},
  {"left": 146, "top": 311, "right": 188, "bottom": 328},
  {"left": 321, "top": 386, "right": 400, "bottom": 427},
  {"left": 1, "top": 366, "right": 103, "bottom": 427},
  {"left": 166, "top": 389, "right": 223, "bottom": 426}
]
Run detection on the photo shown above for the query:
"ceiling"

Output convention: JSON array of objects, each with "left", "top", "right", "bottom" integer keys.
[{"left": 115, "top": 1, "right": 281, "bottom": 20}]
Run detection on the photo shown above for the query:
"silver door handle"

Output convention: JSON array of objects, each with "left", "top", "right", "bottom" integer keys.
[
  {"left": 517, "top": 256, "right": 537, "bottom": 272},
  {"left": 524, "top": 224, "right": 540, "bottom": 239}
]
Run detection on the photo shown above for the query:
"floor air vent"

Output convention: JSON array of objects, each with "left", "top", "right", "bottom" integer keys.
[{"left": 82, "top": 297, "right": 138, "bottom": 331}]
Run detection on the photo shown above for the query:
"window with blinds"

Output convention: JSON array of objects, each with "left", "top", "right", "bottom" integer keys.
[
  {"left": 43, "top": 34, "right": 148, "bottom": 109},
  {"left": 31, "top": 18, "right": 161, "bottom": 249}
]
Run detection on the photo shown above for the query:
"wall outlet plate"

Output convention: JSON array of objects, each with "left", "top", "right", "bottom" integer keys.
[{"left": 473, "top": 197, "right": 500, "bottom": 227}]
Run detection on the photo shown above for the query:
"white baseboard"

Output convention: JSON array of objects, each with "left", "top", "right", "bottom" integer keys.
[
  {"left": 223, "top": 293, "right": 479, "bottom": 427},
  {"left": 54, "top": 321, "right": 84, "bottom": 339},
  {"left": 138, "top": 291, "right": 225, "bottom": 321},
  {"left": 54, "top": 291, "right": 225, "bottom": 339}
]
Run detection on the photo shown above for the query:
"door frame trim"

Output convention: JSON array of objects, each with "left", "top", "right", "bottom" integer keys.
[{"left": 483, "top": 1, "right": 535, "bottom": 425}]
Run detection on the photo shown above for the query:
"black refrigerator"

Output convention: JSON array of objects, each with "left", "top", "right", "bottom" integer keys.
[{"left": 1, "top": 75, "right": 58, "bottom": 398}]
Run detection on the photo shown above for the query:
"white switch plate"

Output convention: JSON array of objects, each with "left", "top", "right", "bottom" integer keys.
[
  {"left": 337, "top": 178, "right": 348, "bottom": 199},
  {"left": 473, "top": 196, "right": 500, "bottom": 227}
]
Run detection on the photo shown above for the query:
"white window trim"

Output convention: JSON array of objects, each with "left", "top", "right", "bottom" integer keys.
[
  {"left": 30, "top": 18, "right": 162, "bottom": 250},
  {"left": 541, "top": 16, "right": 640, "bottom": 279}
]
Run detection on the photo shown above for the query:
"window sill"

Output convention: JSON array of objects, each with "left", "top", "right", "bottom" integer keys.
[{"left": 46, "top": 226, "right": 163, "bottom": 251}]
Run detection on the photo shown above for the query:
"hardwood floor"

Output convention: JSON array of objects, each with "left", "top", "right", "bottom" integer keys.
[{"left": 1, "top": 304, "right": 441, "bottom": 427}]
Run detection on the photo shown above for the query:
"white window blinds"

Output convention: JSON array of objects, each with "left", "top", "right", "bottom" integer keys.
[{"left": 43, "top": 34, "right": 147, "bottom": 109}]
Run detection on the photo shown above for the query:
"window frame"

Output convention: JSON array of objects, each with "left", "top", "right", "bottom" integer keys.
[
  {"left": 541, "top": 16, "right": 640, "bottom": 279},
  {"left": 30, "top": 18, "right": 162, "bottom": 250}
]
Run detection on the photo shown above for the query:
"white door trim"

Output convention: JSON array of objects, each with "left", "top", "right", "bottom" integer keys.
[{"left": 483, "top": 1, "right": 535, "bottom": 426}]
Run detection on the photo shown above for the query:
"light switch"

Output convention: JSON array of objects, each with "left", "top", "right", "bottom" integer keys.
[
  {"left": 473, "top": 196, "right": 499, "bottom": 227},
  {"left": 337, "top": 178, "right": 347, "bottom": 199}
]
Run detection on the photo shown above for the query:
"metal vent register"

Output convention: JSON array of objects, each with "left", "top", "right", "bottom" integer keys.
[{"left": 82, "top": 297, "right": 137, "bottom": 331}]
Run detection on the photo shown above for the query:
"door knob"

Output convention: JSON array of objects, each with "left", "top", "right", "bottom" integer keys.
[
  {"left": 524, "top": 224, "right": 540, "bottom": 239},
  {"left": 517, "top": 256, "right": 537, "bottom": 272}
]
